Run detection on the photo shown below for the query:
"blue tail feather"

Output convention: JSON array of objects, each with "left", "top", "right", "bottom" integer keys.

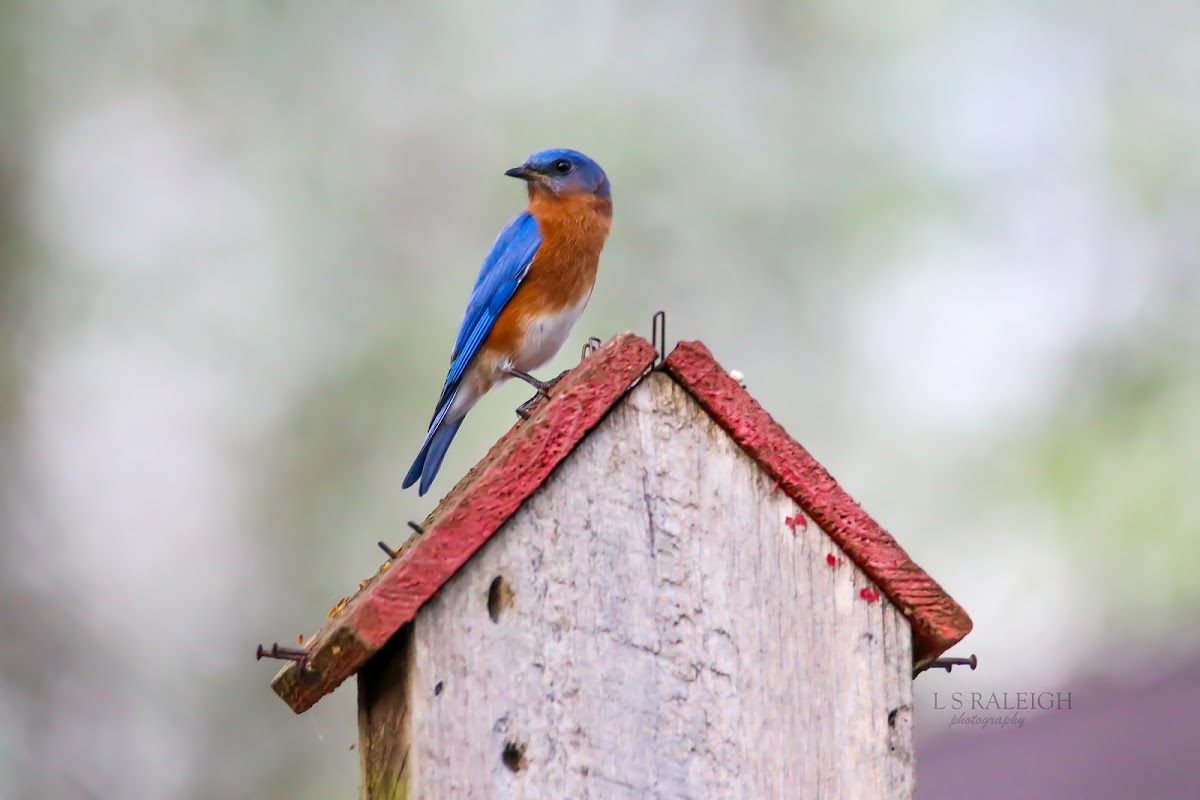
[
  {"left": 403, "top": 403, "right": 465, "bottom": 496},
  {"left": 416, "top": 417, "right": 463, "bottom": 496},
  {"left": 401, "top": 447, "right": 426, "bottom": 491}
]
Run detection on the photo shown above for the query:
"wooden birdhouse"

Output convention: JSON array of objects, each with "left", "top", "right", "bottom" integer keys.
[{"left": 268, "top": 333, "right": 972, "bottom": 799}]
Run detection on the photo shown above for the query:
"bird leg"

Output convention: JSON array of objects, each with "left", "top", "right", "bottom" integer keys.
[
  {"left": 507, "top": 368, "right": 554, "bottom": 396},
  {"left": 508, "top": 369, "right": 571, "bottom": 419}
]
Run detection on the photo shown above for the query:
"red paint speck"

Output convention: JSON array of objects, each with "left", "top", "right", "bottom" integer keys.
[
  {"left": 826, "top": 553, "right": 837, "bottom": 567},
  {"left": 664, "top": 339, "right": 973, "bottom": 669},
  {"left": 784, "top": 513, "right": 808, "bottom": 533},
  {"left": 860, "top": 587, "right": 881, "bottom": 603},
  {"left": 770, "top": 479, "right": 781, "bottom": 494}
]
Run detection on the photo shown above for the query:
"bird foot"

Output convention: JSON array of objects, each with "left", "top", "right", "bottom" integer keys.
[
  {"left": 513, "top": 369, "right": 571, "bottom": 419},
  {"left": 541, "top": 369, "right": 570, "bottom": 394},
  {"left": 515, "top": 397, "right": 537, "bottom": 420}
]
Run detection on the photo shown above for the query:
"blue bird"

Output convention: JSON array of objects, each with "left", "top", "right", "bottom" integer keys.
[{"left": 403, "top": 148, "right": 613, "bottom": 496}]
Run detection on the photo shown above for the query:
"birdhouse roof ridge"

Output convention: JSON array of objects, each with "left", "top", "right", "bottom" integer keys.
[{"left": 271, "top": 332, "right": 971, "bottom": 713}]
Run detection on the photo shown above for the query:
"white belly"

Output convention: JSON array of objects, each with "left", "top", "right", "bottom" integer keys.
[{"left": 512, "top": 293, "right": 591, "bottom": 373}]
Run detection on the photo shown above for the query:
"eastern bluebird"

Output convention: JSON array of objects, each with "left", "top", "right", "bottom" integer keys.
[{"left": 403, "top": 148, "right": 613, "bottom": 495}]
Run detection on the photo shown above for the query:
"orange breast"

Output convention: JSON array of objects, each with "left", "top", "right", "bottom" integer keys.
[{"left": 483, "top": 192, "right": 612, "bottom": 363}]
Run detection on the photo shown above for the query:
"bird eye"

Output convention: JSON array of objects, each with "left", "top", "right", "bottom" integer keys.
[{"left": 552, "top": 159, "right": 572, "bottom": 174}]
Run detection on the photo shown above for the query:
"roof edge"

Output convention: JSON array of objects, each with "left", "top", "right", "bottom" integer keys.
[
  {"left": 273, "top": 333, "right": 657, "bottom": 712},
  {"left": 663, "top": 339, "right": 973, "bottom": 668}
]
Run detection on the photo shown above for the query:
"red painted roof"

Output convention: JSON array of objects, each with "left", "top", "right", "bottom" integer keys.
[
  {"left": 664, "top": 340, "right": 972, "bottom": 672},
  {"left": 271, "top": 333, "right": 972, "bottom": 713}
]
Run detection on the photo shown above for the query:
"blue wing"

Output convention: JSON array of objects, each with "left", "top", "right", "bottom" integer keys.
[
  {"left": 446, "top": 211, "right": 542, "bottom": 393},
  {"left": 403, "top": 211, "right": 543, "bottom": 494}
]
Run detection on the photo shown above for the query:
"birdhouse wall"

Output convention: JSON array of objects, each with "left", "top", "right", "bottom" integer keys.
[{"left": 357, "top": 372, "right": 914, "bottom": 799}]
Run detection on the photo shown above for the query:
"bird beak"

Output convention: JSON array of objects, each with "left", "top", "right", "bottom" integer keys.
[{"left": 504, "top": 164, "right": 540, "bottom": 181}]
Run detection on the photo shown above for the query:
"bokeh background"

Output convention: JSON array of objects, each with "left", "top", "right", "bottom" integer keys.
[{"left": 2, "top": 1, "right": 1197, "bottom": 798}]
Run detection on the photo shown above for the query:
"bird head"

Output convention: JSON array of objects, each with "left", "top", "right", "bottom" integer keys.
[{"left": 504, "top": 148, "right": 611, "bottom": 199}]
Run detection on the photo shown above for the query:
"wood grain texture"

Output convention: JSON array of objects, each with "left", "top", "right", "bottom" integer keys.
[
  {"left": 397, "top": 373, "right": 914, "bottom": 799},
  {"left": 664, "top": 340, "right": 972, "bottom": 671},
  {"left": 358, "top": 627, "right": 414, "bottom": 800}
]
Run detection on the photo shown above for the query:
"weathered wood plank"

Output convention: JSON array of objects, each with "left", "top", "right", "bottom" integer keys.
[
  {"left": 379, "top": 371, "right": 913, "bottom": 798},
  {"left": 274, "top": 333, "right": 656, "bottom": 714},
  {"left": 358, "top": 626, "right": 414, "bottom": 800},
  {"left": 664, "top": 339, "right": 970, "bottom": 671}
]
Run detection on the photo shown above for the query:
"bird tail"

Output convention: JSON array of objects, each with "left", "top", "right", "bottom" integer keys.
[{"left": 402, "top": 413, "right": 465, "bottom": 497}]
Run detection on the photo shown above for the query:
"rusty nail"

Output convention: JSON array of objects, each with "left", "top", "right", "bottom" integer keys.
[
  {"left": 925, "top": 654, "right": 978, "bottom": 673},
  {"left": 377, "top": 541, "right": 398, "bottom": 558},
  {"left": 408, "top": 521, "right": 424, "bottom": 535},
  {"left": 256, "top": 643, "right": 308, "bottom": 664}
]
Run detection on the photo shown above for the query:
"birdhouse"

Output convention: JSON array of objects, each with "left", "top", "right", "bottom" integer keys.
[{"left": 268, "top": 333, "right": 972, "bottom": 799}]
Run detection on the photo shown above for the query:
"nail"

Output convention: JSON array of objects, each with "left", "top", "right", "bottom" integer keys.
[
  {"left": 256, "top": 643, "right": 308, "bottom": 664},
  {"left": 927, "top": 654, "right": 978, "bottom": 673}
]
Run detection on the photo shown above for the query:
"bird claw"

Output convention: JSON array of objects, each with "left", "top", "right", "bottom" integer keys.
[
  {"left": 515, "top": 397, "right": 537, "bottom": 420},
  {"left": 513, "top": 369, "right": 570, "bottom": 419}
]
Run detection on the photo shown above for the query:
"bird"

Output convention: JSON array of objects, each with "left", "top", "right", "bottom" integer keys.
[{"left": 402, "top": 148, "right": 613, "bottom": 496}]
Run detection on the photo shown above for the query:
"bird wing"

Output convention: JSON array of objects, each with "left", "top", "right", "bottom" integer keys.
[
  {"left": 433, "top": 210, "right": 542, "bottom": 417},
  {"left": 403, "top": 210, "right": 542, "bottom": 494}
]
